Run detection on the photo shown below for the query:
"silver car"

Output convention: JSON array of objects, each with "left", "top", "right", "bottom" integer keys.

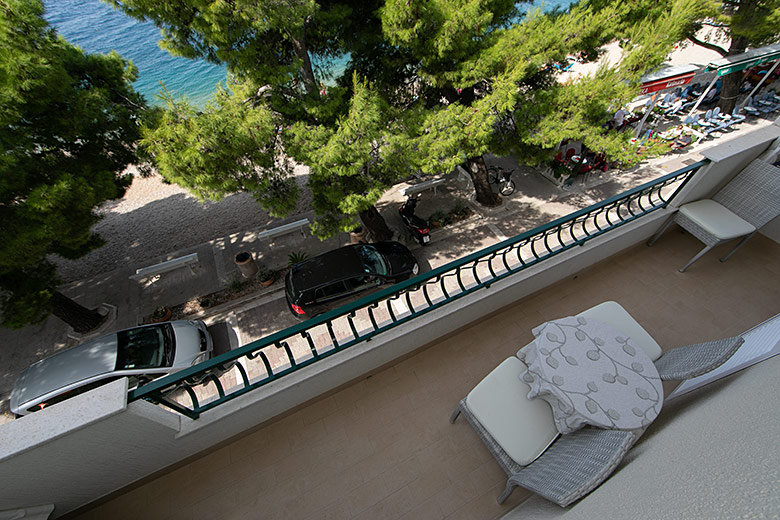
[{"left": 10, "top": 320, "right": 213, "bottom": 416}]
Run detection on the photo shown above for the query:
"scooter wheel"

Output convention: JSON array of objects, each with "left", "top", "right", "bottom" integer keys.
[{"left": 500, "top": 180, "right": 516, "bottom": 196}]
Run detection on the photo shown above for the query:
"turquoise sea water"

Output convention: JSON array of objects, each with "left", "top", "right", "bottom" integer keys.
[
  {"left": 44, "top": 0, "right": 573, "bottom": 108},
  {"left": 43, "top": 0, "right": 227, "bottom": 107}
]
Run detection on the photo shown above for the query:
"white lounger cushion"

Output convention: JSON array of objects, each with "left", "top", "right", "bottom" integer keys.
[
  {"left": 466, "top": 302, "right": 660, "bottom": 467},
  {"left": 678, "top": 199, "right": 755, "bottom": 240},
  {"left": 466, "top": 357, "right": 559, "bottom": 466},
  {"left": 517, "top": 301, "right": 663, "bottom": 362},
  {"left": 578, "top": 301, "right": 663, "bottom": 361}
]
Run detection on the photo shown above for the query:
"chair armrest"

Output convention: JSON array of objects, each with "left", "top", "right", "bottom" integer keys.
[
  {"left": 507, "top": 428, "right": 637, "bottom": 507},
  {"left": 654, "top": 336, "right": 743, "bottom": 381}
]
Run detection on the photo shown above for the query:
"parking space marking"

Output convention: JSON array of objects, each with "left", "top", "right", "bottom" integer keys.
[
  {"left": 223, "top": 312, "right": 253, "bottom": 388},
  {"left": 225, "top": 312, "right": 241, "bottom": 348},
  {"left": 213, "top": 237, "right": 227, "bottom": 284},
  {"left": 486, "top": 223, "right": 508, "bottom": 241}
]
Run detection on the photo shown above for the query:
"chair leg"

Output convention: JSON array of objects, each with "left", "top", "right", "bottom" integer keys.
[
  {"left": 679, "top": 244, "right": 714, "bottom": 272},
  {"left": 647, "top": 215, "right": 676, "bottom": 247},
  {"left": 449, "top": 405, "right": 461, "bottom": 424},
  {"left": 720, "top": 232, "right": 755, "bottom": 263},
  {"left": 498, "top": 479, "right": 518, "bottom": 504}
]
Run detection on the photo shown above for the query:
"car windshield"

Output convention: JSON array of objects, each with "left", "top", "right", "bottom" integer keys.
[
  {"left": 115, "top": 324, "right": 174, "bottom": 370},
  {"left": 357, "top": 245, "right": 388, "bottom": 276}
]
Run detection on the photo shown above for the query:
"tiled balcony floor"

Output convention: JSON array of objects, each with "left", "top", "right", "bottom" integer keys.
[{"left": 73, "top": 230, "right": 780, "bottom": 520}]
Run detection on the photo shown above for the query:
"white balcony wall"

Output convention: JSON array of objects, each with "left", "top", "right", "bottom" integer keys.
[{"left": 1, "top": 125, "right": 779, "bottom": 518}]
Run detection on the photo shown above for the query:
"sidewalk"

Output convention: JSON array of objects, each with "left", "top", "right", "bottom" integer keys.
[{"left": 1, "top": 114, "right": 776, "bottom": 423}]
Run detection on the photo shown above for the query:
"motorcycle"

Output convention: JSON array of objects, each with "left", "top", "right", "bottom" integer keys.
[{"left": 399, "top": 194, "right": 431, "bottom": 245}]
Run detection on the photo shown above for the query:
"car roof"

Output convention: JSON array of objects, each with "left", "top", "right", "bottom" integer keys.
[
  {"left": 11, "top": 334, "right": 119, "bottom": 408},
  {"left": 289, "top": 245, "right": 368, "bottom": 292}
]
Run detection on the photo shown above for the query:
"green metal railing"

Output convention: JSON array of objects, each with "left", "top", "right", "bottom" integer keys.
[{"left": 129, "top": 161, "right": 706, "bottom": 418}]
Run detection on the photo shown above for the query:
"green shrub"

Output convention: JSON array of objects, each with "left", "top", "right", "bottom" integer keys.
[
  {"left": 258, "top": 266, "right": 276, "bottom": 282},
  {"left": 228, "top": 277, "right": 246, "bottom": 293},
  {"left": 429, "top": 209, "right": 451, "bottom": 226}
]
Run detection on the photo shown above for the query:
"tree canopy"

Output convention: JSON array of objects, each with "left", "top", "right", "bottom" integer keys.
[
  {"left": 678, "top": 0, "right": 780, "bottom": 112},
  {"left": 140, "top": 82, "right": 298, "bottom": 217},
  {"left": 0, "top": 0, "right": 146, "bottom": 329},
  {"left": 111, "top": 0, "right": 722, "bottom": 235}
]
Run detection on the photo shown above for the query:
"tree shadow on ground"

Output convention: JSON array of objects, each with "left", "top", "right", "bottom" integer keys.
[{"left": 53, "top": 172, "right": 315, "bottom": 284}]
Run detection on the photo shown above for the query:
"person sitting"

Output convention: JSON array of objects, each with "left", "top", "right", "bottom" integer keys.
[
  {"left": 658, "top": 125, "right": 684, "bottom": 140},
  {"left": 664, "top": 98, "right": 684, "bottom": 115},
  {"left": 592, "top": 153, "right": 609, "bottom": 172},
  {"left": 610, "top": 108, "right": 626, "bottom": 130},
  {"left": 670, "top": 132, "right": 693, "bottom": 150}
]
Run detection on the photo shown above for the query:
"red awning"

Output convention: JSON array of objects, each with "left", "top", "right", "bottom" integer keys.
[{"left": 640, "top": 72, "right": 696, "bottom": 95}]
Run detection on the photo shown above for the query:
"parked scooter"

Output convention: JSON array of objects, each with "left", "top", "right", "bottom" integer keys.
[{"left": 399, "top": 194, "right": 431, "bottom": 245}]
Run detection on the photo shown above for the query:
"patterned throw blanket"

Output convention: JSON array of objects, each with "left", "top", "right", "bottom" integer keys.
[{"left": 518, "top": 316, "right": 662, "bottom": 434}]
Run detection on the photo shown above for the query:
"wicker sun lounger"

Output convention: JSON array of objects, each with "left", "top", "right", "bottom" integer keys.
[{"left": 450, "top": 302, "right": 744, "bottom": 507}]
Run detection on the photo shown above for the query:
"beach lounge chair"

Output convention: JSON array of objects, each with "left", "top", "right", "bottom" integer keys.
[
  {"left": 670, "top": 133, "right": 693, "bottom": 150},
  {"left": 698, "top": 109, "right": 715, "bottom": 128},
  {"left": 742, "top": 97, "right": 761, "bottom": 117},
  {"left": 702, "top": 107, "right": 732, "bottom": 136},
  {"left": 726, "top": 107, "right": 747, "bottom": 125},
  {"left": 718, "top": 106, "right": 747, "bottom": 126},
  {"left": 657, "top": 93, "right": 673, "bottom": 110},
  {"left": 450, "top": 301, "right": 743, "bottom": 507},
  {"left": 647, "top": 158, "right": 780, "bottom": 272},
  {"left": 681, "top": 115, "right": 706, "bottom": 140},
  {"left": 756, "top": 92, "right": 780, "bottom": 113}
]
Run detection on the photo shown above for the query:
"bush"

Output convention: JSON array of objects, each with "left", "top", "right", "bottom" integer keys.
[
  {"left": 451, "top": 201, "right": 472, "bottom": 219},
  {"left": 228, "top": 277, "right": 246, "bottom": 293},
  {"left": 429, "top": 209, "right": 451, "bottom": 226},
  {"left": 258, "top": 266, "right": 276, "bottom": 282}
]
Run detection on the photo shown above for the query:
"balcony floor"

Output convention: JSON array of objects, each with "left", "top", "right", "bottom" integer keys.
[{"left": 73, "top": 229, "right": 780, "bottom": 520}]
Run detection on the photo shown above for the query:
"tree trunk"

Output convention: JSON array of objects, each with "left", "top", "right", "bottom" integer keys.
[
  {"left": 51, "top": 291, "right": 106, "bottom": 333},
  {"left": 466, "top": 156, "right": 501, "bottom": 207},
  {"left": 719, "top": 35, "right": 750, "bottom": 114},
  {"left": 359, "top": 206, "right": 393, "bottom": 242},
  {"left": 290, "top": 33, "right": 318, "bottom": 96}
]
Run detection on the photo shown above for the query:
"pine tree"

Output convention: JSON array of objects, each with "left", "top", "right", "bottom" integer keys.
[
  {"left": 0, "top": 0, "right": 146, "bottom": 330},
  {"left": 380, "top": 0, "right": 701, "bottom": 204},
  {"left": 683, "top": 0, "right": 780, "bottom": 113},
  {"left": 113, "top": 0, "right": 715, "bottom": 232},
  {"left": 140, "top": 83, "right": 298, "bottom": 217}
]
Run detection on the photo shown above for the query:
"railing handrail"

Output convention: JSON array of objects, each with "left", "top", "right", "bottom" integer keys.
[{"left": 129, "top": 160, "right": 707, "bottom": 416}]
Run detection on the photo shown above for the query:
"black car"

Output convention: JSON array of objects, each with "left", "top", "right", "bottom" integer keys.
[{"left": 285, "top": 241, "right": 419, "bottom": 318}]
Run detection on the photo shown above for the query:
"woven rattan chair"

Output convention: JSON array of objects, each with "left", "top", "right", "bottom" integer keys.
[
  {"left": 451, "top": 398, "right": 637, "bottom": 506},
  {"left": 647, "top": 158, "right": 780, "bottom": 272},
  {"left": 654, "top": 336, "right": 743, "bottom": 381},
  {"left": 450, "top": 302, "right": 744, "bottom": 507}
]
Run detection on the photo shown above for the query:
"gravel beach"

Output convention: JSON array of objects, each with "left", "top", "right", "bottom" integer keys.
[{"left": 52, "top": 165, "right": 313, "bottom": 283}]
